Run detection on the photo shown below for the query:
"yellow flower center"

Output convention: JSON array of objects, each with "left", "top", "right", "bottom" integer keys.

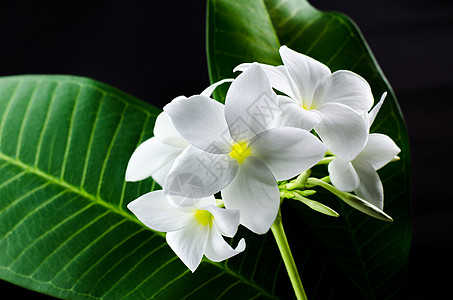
[
  {"left": 301, "top": 100, "right": 311, "bottom": 110},
  {"left": 229, "top": 141, "right": 252, "bottom": 164},
  {"left": 194, "top": 209, "right": 213, "bottom": 227}
]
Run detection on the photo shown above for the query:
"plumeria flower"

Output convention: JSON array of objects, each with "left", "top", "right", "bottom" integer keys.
[
  {"left": 163, "top": 63, "right": 327, "bottom": 234},
  {"left": 235, "top": 45, "right": 373, "bottom": 160},
  {"left": 125, "top": 79, "right": 233, "bottom": 186},
  {"left": 328, "top": 93, "right": 401, "bottom": 209},
  {"left": 128, "top": 190, "right": 245, "bottom": 272}
]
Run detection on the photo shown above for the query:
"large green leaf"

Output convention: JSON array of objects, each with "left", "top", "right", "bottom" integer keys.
[
  {"left": 207, "top": 0, "right": 411, "bottom": 299},
  {"left": 0, "top": 75, "right": 298, "bottom": 299}
]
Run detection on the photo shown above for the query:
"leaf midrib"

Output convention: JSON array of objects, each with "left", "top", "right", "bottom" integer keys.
[
  {"left": 0, "top": 150, "right": 279, "bottom": 299},
  {"left": 0, "top": 150, "right": 144, "bottom": 231}
]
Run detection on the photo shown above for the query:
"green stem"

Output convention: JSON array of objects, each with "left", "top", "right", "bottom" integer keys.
[{"left": 271, "top": 211, "right": 308, "bottom": 300}]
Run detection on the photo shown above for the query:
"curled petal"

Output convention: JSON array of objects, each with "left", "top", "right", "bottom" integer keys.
[
  {"left": 328, "top": 157, "right": 360, "bottom": 192},
  {"left": 127, "top": 190, "right": 194, "bottom": 232},
  {"left": 352, "top": 158, "right": 384, "bottom": 210},
  {"left": 164, "top": 146, "right": 238, "bottom": 200},
  {"left": 234, "top": 63, "right": 301, "bottom": 101},
  {"left": 225, "top": 63, "right": 278, "bottom": 142},
  {"left": 202, "top": 205, "right": 241, "bottom": 237},
  {"left": 221, "top": 156, "right": 279, "bottom": 234},
  {"left": 272, "top": 96, "right": 322, "bottom": 131},
  {"left": 357, "top": 133, "right": 401, "bottom": 170},
  {"left": 201, "top": 78, "right": 234, "bottom": 97},
  {"left": 204, "top": 227, "right": 246, "bottom": 262},
  {"left": 315, "top": 103, "right": 368, "bottom": 160},
  {"left": 166, "top": 224, "right": 209, "bottom": 272},
  {"left": 249, "top": 127, "right": 327, "bottom": 181},
  {"left": 164, "top": 95, "right": 233, "bottom": 153},
  {"left": 312, "top": 70, "right": 374, "bottom": 114},
  {"left": 279, "top": 45, "right": 331, "bottom": 107},
  {"left": 125, "top": 137, "right": 182, "bottom": 184}
]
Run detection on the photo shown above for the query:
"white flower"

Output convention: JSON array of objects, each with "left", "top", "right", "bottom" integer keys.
[
  {"left": 235, "top": 45, "right": 373, "bottom": 160},
  {"left": 125, "top": 80, "right": 233, "bottom": 186},
  {"left": 127, "top": 190, "right": 245, "bottom": 272},
  {"left": 163, "top": 63, "right": 327, "bottom": 234},
  {"left": 328, "top": 93, "right": 401, "bottom": 209}
]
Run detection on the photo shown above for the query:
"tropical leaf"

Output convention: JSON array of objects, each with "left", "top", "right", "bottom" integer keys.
[
  {"left": 0, "top": 75, "right": 295, "bottom": 299},
  {"left": 207, "top": 0, "right": 411, "bottom": 299}
]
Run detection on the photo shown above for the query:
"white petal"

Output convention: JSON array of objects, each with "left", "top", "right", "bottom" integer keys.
[
  {"left": 125, "top": 137, "right": 183, "bottom": 183},
  {"left": 164, "top": 95, "right": 233, "bottom": 153},
  {"left": 315, "top": 103, "right": 368, "bottom": 160},
  {"left": 279, "top": 45, "right": 331, "bottom": 107},
  {"left": 356, "top": 133, "right": 401, "bottom": 170},
  {"left": 234, "top": 63, "right": 301, "bottom": 100},
  {"left": 164, "top": 146, "right": 238, "bottom": 199},
  {"left": 221, "top": 156, "right": 280, "bottom": 234},
  {"left": 352, "top": 158, "right": 384, "bottom": 209},
  {"left": 153, "top": 111, "right": 190, "bottom": 149},
  {"left": 204, "top": 226, "right": 245, "bottom": 262},
  {"left": 272, "top": 96, "right": 322, "bottom": 131},
  {"left": 328, "top": 157, "right": 360, "bottom": 192},
  {"left": 368, "top": 92, "right": 387, "bottom": 127},
  {"left": 166, "top": 223, "right": 209, "bottom": 272},
  {"left": 202, "top": 205, "right": 240, "bottom": 237},
  {"left": 150, "top": 155, "right": 177, "bottom": 187},
  {"left": 200, "top": 78, "right": 234, "bottom": 97},
  {"left": 249, "top": 127, "right": 327, "bottom": 181},
  {"left": 127, "top": 190, "right": 193, "bottom": 232},
  {"left": 225, "top": 63, "right": 278, "bottom": 142},
  {"left": 311, "top": 70, "right": 374, "bottom": 114}
]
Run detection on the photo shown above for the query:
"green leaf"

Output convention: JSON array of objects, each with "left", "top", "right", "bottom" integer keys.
[
  {"left": 0, "top": 75, "right": 296, "bottom": 299},
  {"left": 207, "top": 0, "right": 411, "bottom": 299}
]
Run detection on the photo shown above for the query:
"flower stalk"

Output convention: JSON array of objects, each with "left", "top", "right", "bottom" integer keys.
[{"left": 271, "top": 210, "right": 308, "bottom": 300}]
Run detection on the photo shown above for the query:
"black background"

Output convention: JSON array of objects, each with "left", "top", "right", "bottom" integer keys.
[{"left": 1, "top": 1, "right": 452, "bottom": 299}]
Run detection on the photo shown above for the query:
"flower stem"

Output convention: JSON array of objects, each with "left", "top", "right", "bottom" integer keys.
[{"left": 271, "top": 211, "right": 308, "bottom": 300}]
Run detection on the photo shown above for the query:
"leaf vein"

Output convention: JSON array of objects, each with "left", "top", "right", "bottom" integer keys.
[
  {"left": 27, "top": 209, "right": 110, "bottom": 275},
  {"left": 33, "top": 82, "right": 60, "bottom": 167},
  {"left": 59, "top": 84, "right": 82, "bottom": 180},
  {"left": 15, "top": 81, "right": 40, "bottom": 159},
  {"left": 96, "top": 103, "right": 129, "bottom": 199},
  {"left": 87, "top": 233, "right": 155, "bottom": 295},
  {"left": 79, "top": 91, "right": 105, "bottom": 189},
  {"left": 1, "top": 190, "right": 68, "bottom": 241},
  {"left": 0, "top": 80, "right": 23, "bottom": 150}
]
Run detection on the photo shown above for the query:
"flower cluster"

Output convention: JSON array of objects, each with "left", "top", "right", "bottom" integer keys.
[{"left": 125, "top": 46, "right": 400, "bottom": 272}]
